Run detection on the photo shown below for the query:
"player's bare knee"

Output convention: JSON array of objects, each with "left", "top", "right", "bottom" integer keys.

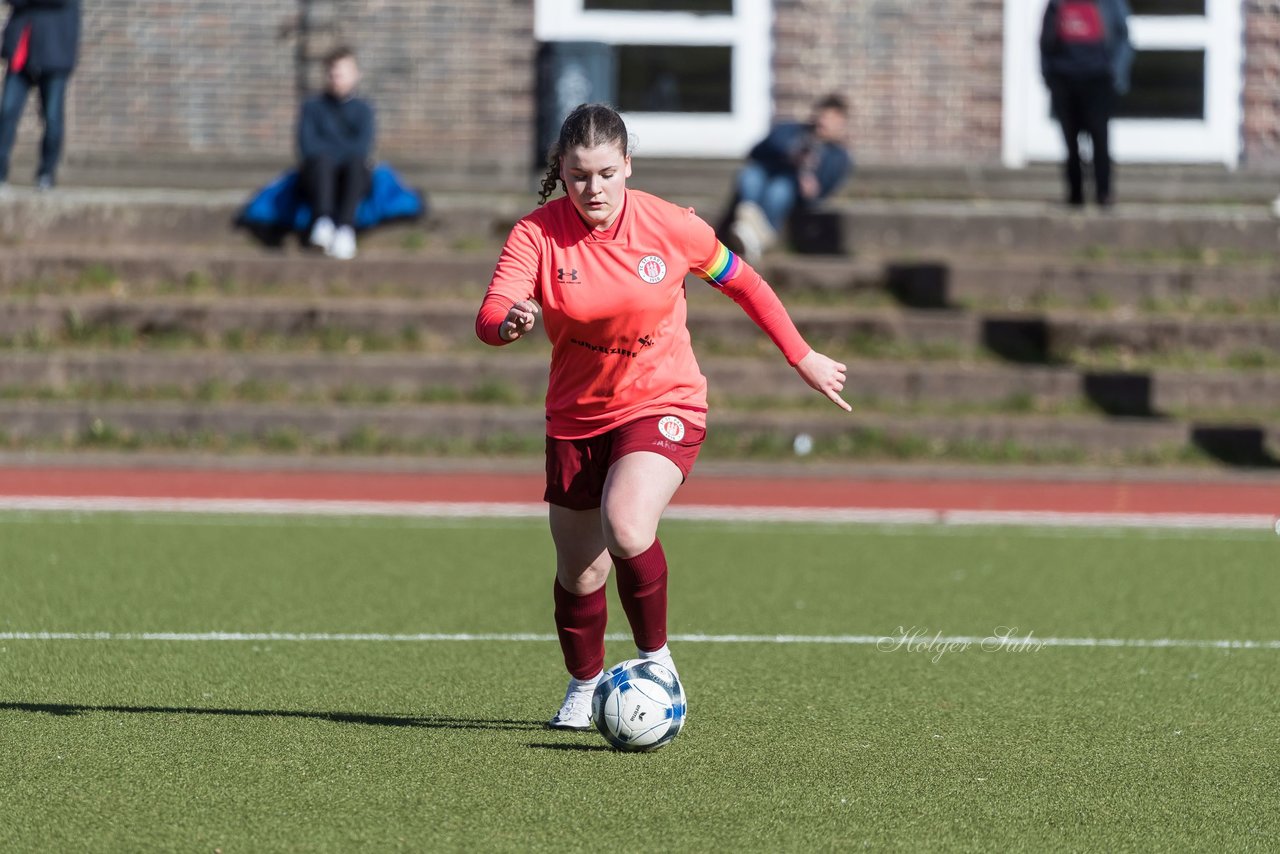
[
  {"left": 557, "top": 562, "right": 610, "bottom": 595},
  {"left": 602, "top": 513, "right": 656, "bottom": 559}
]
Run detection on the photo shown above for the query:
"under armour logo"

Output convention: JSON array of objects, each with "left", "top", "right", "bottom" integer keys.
[{"left": 558, "top": 268, "right": 579, "bottom": 282}]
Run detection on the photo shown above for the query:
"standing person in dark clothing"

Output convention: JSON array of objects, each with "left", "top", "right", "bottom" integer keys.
[
  {"left": 297, "top": 46, "right": 376, "bottom": 260},
  {"left": 725, "top": 94, "right": 852, "bottom": 264},
  {"left": 1040, "top": 0, "right": 1133, "bottom": 207},
  {"left": 0, "top": 0, "right": 80, "bottom": 190}
]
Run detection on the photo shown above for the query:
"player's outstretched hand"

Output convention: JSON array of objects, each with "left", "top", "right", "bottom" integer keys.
[
  {"left": 500, "top": 299, "right": 540, "bottom": 342},
  {"left": 795, "top": 350, "right": 852, "bottom": 412}
]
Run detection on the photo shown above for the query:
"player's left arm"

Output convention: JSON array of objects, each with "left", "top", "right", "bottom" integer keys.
[{"left": 688, "top": 215, "right": 850, "bottom": 412}]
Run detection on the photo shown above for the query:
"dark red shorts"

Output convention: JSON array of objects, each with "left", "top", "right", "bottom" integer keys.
[{"left": 544, "top": 413, "right": 707, "bottom": 511}]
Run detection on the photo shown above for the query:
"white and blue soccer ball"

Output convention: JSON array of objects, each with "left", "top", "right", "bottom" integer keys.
[{"left": 591, "top": 659, "right": 686, "bottom": 752}]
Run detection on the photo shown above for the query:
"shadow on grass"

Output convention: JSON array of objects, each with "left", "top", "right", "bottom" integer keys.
[
  {"left": 526, "top": 742, "right": 613, "bottom": 752},
  {"left": 0, "top": 701, "right": 542, "bottom": 732}
]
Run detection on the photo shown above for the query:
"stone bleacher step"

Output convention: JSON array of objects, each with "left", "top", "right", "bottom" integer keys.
[
  {"left": 766, "top": 255, "right": 1280, "bottom": 310},
  {"left": 0, "top": 400, "right": 1257, "bottom": 463},
  {"left": 4, "top": 191, "right": 1276, "bottom": 256},
  {"left": 0, "top": 190, "right": 519, "bottom": 250},
  {"left": 5, "top": 247, "right": 1279, "bottom": 313},
  {"left": 1, "top": 350, "right": 1277, "bottom": 416},
  {"left": 631, "top": 160, "right": 1280, "bottom": 206},
  {"left": 0, "top": 247, "right": 498, "bottom": 297},
  {"left": 4, "top": 295, "right": 1280, "bottom": 362},
  {"left": 826, "top": 200, "right": 1280, "bottom": 256},
  {"left": 42, "top": 155, "right": 1277, "bottom": 205}
]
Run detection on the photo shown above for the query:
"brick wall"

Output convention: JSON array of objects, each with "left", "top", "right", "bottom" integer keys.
[
  {"left": 4, "top": 2, "right": 1278, "bottom": 176},
  {"left": 1242, "top": 0, "right": 1280, "bottom": 165},
  {"left": 772, "top": 0, "right": 1005, "bottom": 166},
  {"left": 10, "top": 0, "right": 536, "bottom": 178}
]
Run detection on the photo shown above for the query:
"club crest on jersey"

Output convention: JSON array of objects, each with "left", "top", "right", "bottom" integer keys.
[
  {"left": 637, "top": 255, "right": 667, "bottom": 284},
  {"left": 658, "top": 415, "right": 685, "bottom": 442}
]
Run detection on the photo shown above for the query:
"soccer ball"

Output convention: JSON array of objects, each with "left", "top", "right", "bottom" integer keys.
[{"left": 591, "top": 658, "right": 686, "bottom": 751}]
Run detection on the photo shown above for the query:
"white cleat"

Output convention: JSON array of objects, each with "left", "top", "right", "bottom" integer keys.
[
  {"left": 547, "top": 674, "right": 599, "bottom": 731},
  {"left": 638, "top": 645, "right": 681, "bottom": 688},
  {"left": 640, "top": 647, "right": 687, "bottom": 718}
]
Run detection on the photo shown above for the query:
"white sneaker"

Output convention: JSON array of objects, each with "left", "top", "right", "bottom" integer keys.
[
  {"left": 548, "top": 672, "right": 600, "bottom": 730},
  {"left": 729, "top": 219, "right": 762, "bottom": 266},
  {"left": 732, "top": 201, "right": 776, "bottom": 265},
  {"left": 327, "top": 225, "right": 357, "bottom": 260},
  {"left": 309, "top": 216, "right": 336, "bottom": 251}
]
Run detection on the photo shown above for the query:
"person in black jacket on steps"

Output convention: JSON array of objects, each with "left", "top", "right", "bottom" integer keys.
[
  {"left": 0, "top": 0, "right": 80, "bottom": 190},
  {"left": 297, "top": 45, "right": 376, "bottom": 260},
  {"left": 1040, "top": 0, "right": 1133, "bottom": 207}
]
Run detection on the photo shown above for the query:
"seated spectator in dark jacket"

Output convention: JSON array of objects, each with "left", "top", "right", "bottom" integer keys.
[
  {"left": 298, "top": 46, "right": 376, "bottom": 260},
  {"left": 727, "top": 94, "right": 853, "bottom": 263},
  {"left": 0, "top": 0, "right": 80, "bottom": 190}
]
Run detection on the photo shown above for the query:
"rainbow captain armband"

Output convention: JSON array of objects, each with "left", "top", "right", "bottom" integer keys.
[{"left": 695, "top": 241, "right": 744, "bottom": 288}]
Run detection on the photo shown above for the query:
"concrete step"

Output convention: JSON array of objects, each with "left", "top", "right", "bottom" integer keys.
[
  {"left": 0, "top": 247, "right": 498, "bottom": 299},
  {"left": 1, "top": 351, "right": 1277, "bottom": 418},
  {"left": 768, "top": 255, "right": 1280, "bottom": 312},
  {"left": 6, "top": 247, "right": 1280, "bottom": 314},
  {"left": 826, "top": 200, "right": 1279, "bottom": 256},
  {"left": 633, "top": 160, "right": 1280, "bottom": 205},
  {"left": 0, "top": 295, "right": 952, "bottom": 353},
  {"left": 2, "top": 399, "right": 1269, "bottom": 466},
  {"left": 4, "top": 189, "right": 1276, "bottom": 258},
  {"left": 4, "top": 295, "right": 1280, "bottom": 366},
  {"left": 44, "top": 154, "right": 1280, "bottom": 205},
  {"left": 0, "top": 189, "right": 522, "bottom": 251},
  {"left": 0, "top": 296, "right": 499, "bottom": 352}
]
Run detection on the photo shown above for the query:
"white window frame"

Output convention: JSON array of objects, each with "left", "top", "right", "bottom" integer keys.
[
  {"left": 534, "top": 0, "right": 772, "bottom": 157},
  {"left": 1003, "top": 0, "right": 1243, "bottom": 167}
]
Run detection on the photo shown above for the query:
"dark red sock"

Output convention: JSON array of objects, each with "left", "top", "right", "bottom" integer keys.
[
  {"left": 553, "top": 579, "right": 607, "bottom": 679},
  {"left": 610, "top": 539, "right": 669, "bottom": 653}
]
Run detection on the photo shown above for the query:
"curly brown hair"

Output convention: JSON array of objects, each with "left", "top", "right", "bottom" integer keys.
[{"left": 538, "top": 103, "right": 630, "bottom": 205}]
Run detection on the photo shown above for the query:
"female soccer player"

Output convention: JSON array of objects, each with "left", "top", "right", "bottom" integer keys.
[{"left": 476, "top": 104, "right": 850, "bottom": 730}]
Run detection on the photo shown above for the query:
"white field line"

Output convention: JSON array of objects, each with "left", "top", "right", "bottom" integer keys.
[
  {"left": 0, "top": 495, "right": 1273, "bottom": 531},
  {"left": 1, "top": 631, "right": 1278, "bottom": 650}
]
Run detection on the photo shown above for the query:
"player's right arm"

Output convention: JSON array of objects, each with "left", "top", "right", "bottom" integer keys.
[{"left": 476, "top": 219, "right": 542, "bottom": 346}]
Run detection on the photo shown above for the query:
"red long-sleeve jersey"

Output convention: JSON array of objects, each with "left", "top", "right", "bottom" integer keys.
[{"left": 476, "top": 190, "right": 811, "bottom": 439}]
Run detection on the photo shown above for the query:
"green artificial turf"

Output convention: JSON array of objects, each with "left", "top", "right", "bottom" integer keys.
[{"left": 0, "top": 513, "right": 1277, "bottom": 852}]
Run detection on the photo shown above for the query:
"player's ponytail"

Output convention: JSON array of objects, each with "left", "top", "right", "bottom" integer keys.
[
  {"left": 538, "top": 144, "right": 563, "bottom": 206},
  {"left": 537, "top": 103, "right": 631, "bottom": 205}
]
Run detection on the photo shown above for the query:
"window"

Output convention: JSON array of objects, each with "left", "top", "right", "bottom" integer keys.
[
  {"left": 535, "top": 0, "right": 771, "bottom": 157},
  {"left": 1129, "top": 0, "right": 1204, "bottom": 15},
  {"left": 1115, "top": 50, "right": 1205, "bottom": 120},
  {"left": 617, "top": 45, "right": 732, "bottom": 113},
  {"left": 585, "top": 0, "right": 732, "bottom": 11},
  {"left": 1003, "top": 0, "right": 1242, "bottom": 166}
]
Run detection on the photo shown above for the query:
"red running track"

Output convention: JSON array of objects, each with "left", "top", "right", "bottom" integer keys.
[{"left": 0, "top": 467, "right": 1276, "bottom": 516}]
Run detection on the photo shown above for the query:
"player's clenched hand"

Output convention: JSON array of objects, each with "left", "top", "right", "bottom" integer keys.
[
  {"left": 500, "top": 299, "right": 540, "bottom": 342},
  {"left": 794, "top": 350, "right": 852, "bottom": 412}
]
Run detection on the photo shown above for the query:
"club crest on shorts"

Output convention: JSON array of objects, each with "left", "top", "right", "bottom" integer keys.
[
  {"left": 637, "top": 255, "right": 667, "bottom": 284},
  {"left": 657, "top": 415, "right": 686, "bottom": 442}
]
